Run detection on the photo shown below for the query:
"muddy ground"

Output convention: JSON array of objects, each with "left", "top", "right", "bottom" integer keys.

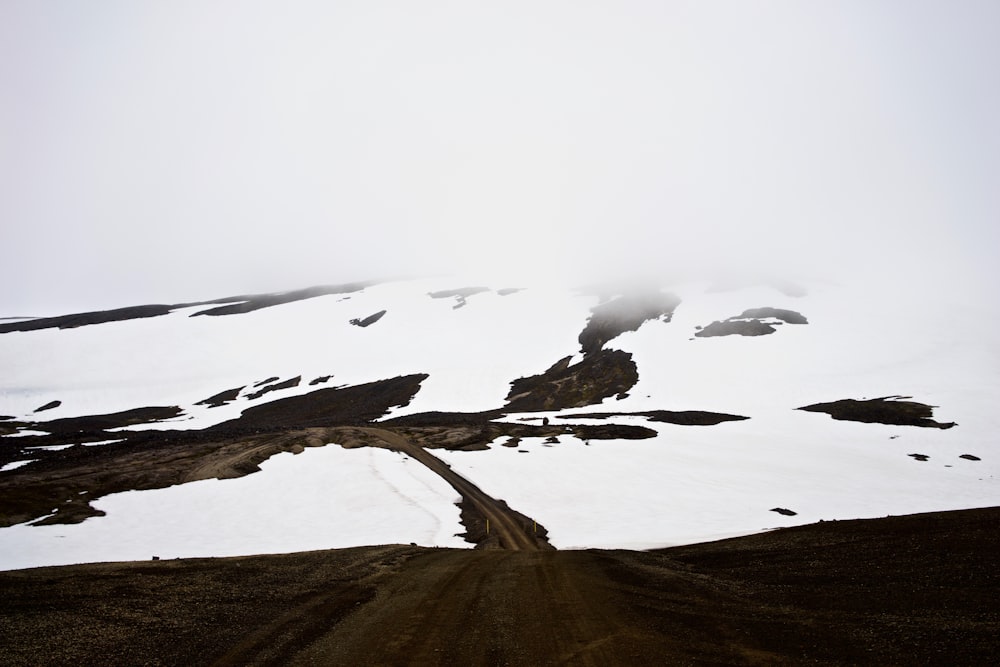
[{"left": 1, "top": 506, "right": 997, "bottom": 666}]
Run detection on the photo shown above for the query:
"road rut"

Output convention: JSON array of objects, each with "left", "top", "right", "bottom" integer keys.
[{"left": 359, "top": 427, "right": 549, "bottom": 551}]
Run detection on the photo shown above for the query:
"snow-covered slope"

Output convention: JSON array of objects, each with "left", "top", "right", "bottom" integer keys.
[{"left": 1, "top": 275, "right": 997, "bottom": 569}]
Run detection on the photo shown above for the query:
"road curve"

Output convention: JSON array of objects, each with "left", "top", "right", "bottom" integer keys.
[{"left": 359, "top": 427, "right": 547, "bottom": 551}]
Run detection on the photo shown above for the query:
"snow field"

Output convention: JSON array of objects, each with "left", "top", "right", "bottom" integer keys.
[
  {"left": 0, "top": 275, "right": 998, "bottom": 569},
  {"left": 0, "top": 444, "right": 466, "bottom": 571}
]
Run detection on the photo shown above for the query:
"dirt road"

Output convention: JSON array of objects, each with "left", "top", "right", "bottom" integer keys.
[
  {"left": 2, "top": 507, "right": 998, "bottom": 666},
  {"left": 359, "top": 427, "right": 548, "bottom": 551},
  {"left": 285, "top": 550, "right": 671, "bottom": 666}
]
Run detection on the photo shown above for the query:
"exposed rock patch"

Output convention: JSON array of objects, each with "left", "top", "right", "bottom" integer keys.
[
  {"left": 578, "top": 291, "right": 680, "bottom": 356},
  {"left": 695, "top": 307, "right": 808, "bottom": 338},
  {"left": 195, "top": 387, "right": 244, "bottom": 409},
  {"left": 0, "top": 305, "right": 176, "bottom": 333},
  {"left": 378, "top": 412, "right": 657, "bottom": 450},
  {"left": 190, "top": 283, "right": 371, "bottom": 317},
  {"left": 220, "top": 375, "right": 429, "bottom": 429},
  {"left": 696, "top": 320, "right": 776, "bottom": 337},
  {"left": 737, "top": 308, "right": 808, "bottom": 324},
  {"left": 0, "top": 282, "right": 374, "bottom": 334},
  {"left": 310, "top": 375, "right": 333, "bottom": 386},
  {"left": 503, "top": 350, "right": 639, "bottom": 412},
  {"left": 31, "top": 406, "right": 183, "bottom": 436},
  {"left": 797, "top": 396, "right": 957, "bottom": 429},
  {"left": 558, "top": 410, "right": 749, "bottom": 426},
  {"left": 245, "top": 376, "right": 301, "bottom": 401},
  {"left": 350, "top": 310, "right": 387, "bottom": 327},
  {"left": 0, "top": 427, "right": 348, "bottom": 526},
  {"left": 960, "top": 454, "right": 981, "bottom": 461},
  {"left": 770, "top": 507, "right": 798, "bottom": 516},
  {"left": 34, "top": 401, "right": 62, "bottom": 413}
]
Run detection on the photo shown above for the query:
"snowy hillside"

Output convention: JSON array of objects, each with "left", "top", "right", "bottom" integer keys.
[{"left": 0, "top": 275, "right": 997, "bottom": 570}]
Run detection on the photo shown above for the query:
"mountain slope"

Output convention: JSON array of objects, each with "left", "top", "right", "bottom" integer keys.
[{"left": 0, "top": 275, "right": 997, "bottom": 569}]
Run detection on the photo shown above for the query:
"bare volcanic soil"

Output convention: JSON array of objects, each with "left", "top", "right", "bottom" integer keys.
[
  {"left": 798, "top": 396, "right": 957, "bottom": 429},
  {"left": 1, "top": 507, "right": 997, "bottom": 666}
]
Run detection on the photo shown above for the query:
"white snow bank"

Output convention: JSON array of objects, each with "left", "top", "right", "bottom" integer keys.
[{"left": 0, "top": 444, "right": 468, "bottom": 571}]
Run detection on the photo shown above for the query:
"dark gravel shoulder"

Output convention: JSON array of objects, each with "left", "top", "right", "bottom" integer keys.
[{"left": 1, "top": 507, "right": 996, "bottom": 666}]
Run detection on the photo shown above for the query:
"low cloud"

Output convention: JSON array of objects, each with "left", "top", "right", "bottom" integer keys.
[{"left": 1, "top": 2, "right": 997, "bottom": 314}]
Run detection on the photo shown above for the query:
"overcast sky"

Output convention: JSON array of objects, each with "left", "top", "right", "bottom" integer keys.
[{"left": 1, "top": 1, "right": 998, "bottom": 315}]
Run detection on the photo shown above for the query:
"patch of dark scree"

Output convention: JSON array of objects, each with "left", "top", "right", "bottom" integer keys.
[
  {"left": 739, "top": 307, "right": 808, "bottom": 324},
  {"left": 0, "top": 282, "right": 373, "bottom": 333},
  {"left": 349, "top": 310, "right": 386, "bottom": 327},
  {"left": 189, "top": 283, "right": 371, "bottom": 316},
  {"left": 558, "top": 410, "right": 749, "bottom": 426},
  {"left": 309, "top": 375, "right": 333, "bottom": 386},
  {"left": 770, "top": 507, "right": 798, "bottom": 516},
  {"left": 578, "top": 290, "right": 680, "bottom": 356},
  {"left": 379, "top": 411, "right": 657, "bottom": 450},
  {"left": 798, "top": 396, "right": 957, "bottom": 429},
  {"left": 0, "top": 304, "right": 176, "bottom": 333},
  {"left": 34, "top": 401, "right": 62, "bottom": 413},
  {"left": 695, "top": 307, "right": 808, "bottom": 338},
  {"left": 245, "top": 376, "right": 301, "bottom": 401},
  {"left": 195, "top": 387, "right": 244, "bottom": 408},
  {"left": 503, "top": 350, "right": 639, "bottom": 412},
  {"left": 217, "top": 374, "right": 428, "bottom": 429},
  {"left": 27, "top": 406, "right": 183, "bottom": 436}
]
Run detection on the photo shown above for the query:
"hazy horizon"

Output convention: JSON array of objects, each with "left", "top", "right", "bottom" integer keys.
[{"left": 2, "top": 1, "right": 998, "bottom": 316}]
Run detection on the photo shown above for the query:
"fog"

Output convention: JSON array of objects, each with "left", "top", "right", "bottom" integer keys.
[{"left": 2, "top": 1, "right": 998, "bottom": 315}]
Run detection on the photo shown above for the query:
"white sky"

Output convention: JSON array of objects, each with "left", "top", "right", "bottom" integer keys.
[{"left": 2, "top": 1, "right": 998, "bottom": 315}]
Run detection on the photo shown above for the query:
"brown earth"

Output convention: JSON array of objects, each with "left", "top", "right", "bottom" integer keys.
[
  {"left": 798, "top": 396, "right": 958, "bottom": 429},
  {"left": 1, "top": 507, "right": 996, "bottom": 666},
  {"left": 695, "top": 308, "right": 808, "bottom": 338},
  {"left": 503, "top": 350, "right": 639, "bottom": 412},
  {"left": 558, "top": 410, "right": 749, "bottom": 426}
]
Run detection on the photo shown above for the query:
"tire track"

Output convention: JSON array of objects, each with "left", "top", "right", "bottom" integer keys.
[{"left": 359, "top": 427, "right": 548, "bottom": 551}]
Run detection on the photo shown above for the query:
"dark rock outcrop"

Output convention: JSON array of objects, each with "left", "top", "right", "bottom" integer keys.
[
  {"left": 246, "top": 377, "right": 301, "bottom": 401},
  {"left": 578, "top": 291, "right": 680, "bottom": 356},
  {"left": 220, "top": 374, "right": 428, "bottom": 429},
  {"left": 350, "top": 310, "right": 387, "bottom": 327},
  {"left": 559, "top": 410, "right": 749, "bottom": 426},
  {"left": 504, "top": 350, "right": 639, "bottom": 412},
  {"left": 195, "top": 387, "right": 244, "bottom": 408},
  {"left": 798, "top": 397, "right": 956, "bottom": 429}
]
